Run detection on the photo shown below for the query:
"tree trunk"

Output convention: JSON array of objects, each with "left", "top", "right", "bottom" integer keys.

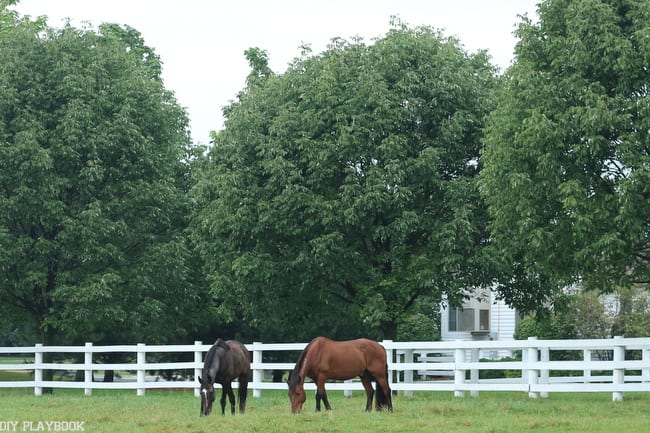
[
  {"left": 380, "top": 320, "right": 398, "bottom": 341},
  {"left": 272, "top": 370, "right": 284, "bottom": 382},
  {"left": 102, "top": 353, "right": 119, "bottom": 382},
  {"left": 103, "top": 369, "right": 115, "bottom": 382}
]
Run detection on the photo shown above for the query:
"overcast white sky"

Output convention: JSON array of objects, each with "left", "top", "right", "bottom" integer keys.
[{"left": 14, "top": 0, "right": 539, "bottom": 146}]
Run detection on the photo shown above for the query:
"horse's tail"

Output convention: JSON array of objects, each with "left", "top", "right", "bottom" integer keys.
[{"left": 374, "top": 361, "right": 393, "bottom": 411}]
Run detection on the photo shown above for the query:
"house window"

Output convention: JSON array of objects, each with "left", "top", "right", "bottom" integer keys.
[
  {"left": 479, "top": 309, "right": 490, "bottom": 330},
  {"left": 449, "top": 308, "right": 457, "bottom": 331},
  {"left": 448, "top": 308, "right": 490, "bottom": 332},
  {"left": 459, "top": 308, "right": 475, "bottom": 331}
]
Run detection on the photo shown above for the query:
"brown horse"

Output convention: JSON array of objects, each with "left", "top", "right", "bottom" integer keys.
[
  {"left": 287, "top": 337, "right": 392, "bottom": 413},
  {"left": 198, "top": 339, "right": 250, "bottom": 416}
]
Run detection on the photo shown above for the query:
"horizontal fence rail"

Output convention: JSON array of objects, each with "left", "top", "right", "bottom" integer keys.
[{"left": 1, "top": 337, "right": 649, "bottom": 401}]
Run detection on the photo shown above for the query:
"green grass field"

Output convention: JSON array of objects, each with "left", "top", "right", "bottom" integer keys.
[{"left": 1, "top": 387, "right": 649, "bottom": 433}]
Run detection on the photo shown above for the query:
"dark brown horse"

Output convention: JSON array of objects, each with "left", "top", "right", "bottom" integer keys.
[
  {"left": 287, "top": 337, "right": 392, "bottom": 413},
  {"left": 198, "top": 339, "right": 250, "bottom": 416}
]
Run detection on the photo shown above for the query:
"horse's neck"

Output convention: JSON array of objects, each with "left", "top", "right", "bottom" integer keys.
[
  {"left": 205, "top": 351, "right": 223, "bottom": 382},
  {"left": 299, "top": 347, "right": 313, "bottom": 380}
]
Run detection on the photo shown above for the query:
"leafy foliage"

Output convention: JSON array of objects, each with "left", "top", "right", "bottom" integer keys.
[
  {"left": 479, "top": 0, "right": 650, "bottom": 311},
  {"left": 611, "top": 287, "right": 650, "bottom": 337},
  {"left": 514, "top": 291, "right": 612, "bottom": 340},
  {"left": 0, "top": 16, "right": 205, "bottom": 344},
  {"left": 192, "top": 23, "right": 498, "bottom": 339}
]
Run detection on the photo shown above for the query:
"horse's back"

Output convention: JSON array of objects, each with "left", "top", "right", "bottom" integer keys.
[
  {"left": 326, "top": 338, "right": 386, "bottom": 360},
  {"left": 344, "top": 338, "right": 387, "bottom": 371},
  {"left": 226, "top": 340, "right": 251, "bottom": 377},
  {"left": 349, "top": 338, "right": 385, "bottom": 356},
  {"left": 307, "top": 337, "right": 387, "bottom": 379},
  {"left": 311, "top": 336, "right": 377, "bottom": 348}
]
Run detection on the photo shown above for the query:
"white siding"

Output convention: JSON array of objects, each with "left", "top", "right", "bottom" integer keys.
[
  {"left": 440, "top": 291, "right": 518, "bottom": 345},
  {"left": 489, "top": 293, "right": 518, "bottom": 341}
]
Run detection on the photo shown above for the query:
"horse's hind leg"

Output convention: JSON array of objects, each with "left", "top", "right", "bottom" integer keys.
[{"left": 360, "top": 372, "right": 374, "bottom": 412}]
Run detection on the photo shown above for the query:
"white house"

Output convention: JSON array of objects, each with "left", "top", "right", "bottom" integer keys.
[{"left": 440, "top": 288, "right": 519, "bottom": 343}]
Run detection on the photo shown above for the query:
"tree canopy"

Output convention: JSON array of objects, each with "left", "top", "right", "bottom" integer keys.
[
  {"left": 0, "top": 12, "right": 206, "bottom": 345},
  {"left": 6, "top": 0, "right": 648, "bottom": 345},
  {"left": 479, "top": 0, "right": 650, "bottom": 311},
  {"left": 192, "top": 23, "right": 499, "bottom": 340}
]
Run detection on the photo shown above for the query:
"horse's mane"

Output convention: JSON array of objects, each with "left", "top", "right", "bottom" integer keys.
[{"left": 288, "top": 339, "right": 314, "bottom": 389}]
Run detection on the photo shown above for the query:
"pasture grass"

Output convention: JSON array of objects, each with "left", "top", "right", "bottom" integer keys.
[
  {"left": 0, "top": 387, "right": 649, "bottom": 433},
  {"left": 0, "top": 370, "right": 31, "bottom": 381}
]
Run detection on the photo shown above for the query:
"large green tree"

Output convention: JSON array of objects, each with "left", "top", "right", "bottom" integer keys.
[
  {"left": 0, "top": 11, "right": 206, "bottom": 346},
  {"left": 0, "top": 0, "right": 17, "bottom": 33},
  {"left": 192, "top": 23, "right": 498, "bottom": 340},
  {"left": 479, "top": 0, "right": 650, "bottom": 311}
]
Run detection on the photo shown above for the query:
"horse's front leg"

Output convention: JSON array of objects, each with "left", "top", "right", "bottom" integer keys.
[
  {"left": 222, "top": 383, "right": 236, "bottom": 415},
  {"left": 315, "top": 379, "right": 331, "bottom": 411},
  {"left": 219, "top": 386, "right": 228, "bottom": 415},
  {"left": 315, "top": 390, "right": 321, "bottom": 412}
]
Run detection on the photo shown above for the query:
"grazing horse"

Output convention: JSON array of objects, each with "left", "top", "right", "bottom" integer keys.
[
  {"left": 198, "top": 339, "right": 250, "bottom": 416},
  {"left": 287, "top": 337, "right": 392, "bottom": 413}
]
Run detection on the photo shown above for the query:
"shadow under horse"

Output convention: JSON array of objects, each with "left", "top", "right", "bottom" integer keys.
[
  {"left": 198, "top": 339, "right": 250, "bottom": 416},
  {"left": 287, "top": 336, "right": 393, "bottom": 413}
]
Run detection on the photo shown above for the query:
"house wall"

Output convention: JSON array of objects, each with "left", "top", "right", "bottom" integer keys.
[
  {"left": 440, "top": 291, "right": 518, "bottom": 343},
  {"left": 489, "top": 295, "right": 518, "bottom": 342}
]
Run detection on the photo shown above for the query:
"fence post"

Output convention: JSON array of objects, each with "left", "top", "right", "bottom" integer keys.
[
  {"left": 383, "top": 340, "right": 394, "bottom": 389},
  {"left": 403, "top": 348, "right": 414, "bottom": 398},
  {"left": 136, "top": 343, "right": 146, "bottom": 396},
  {"left": 34, "top": 343, "right": 43, "bottom": 396},
  {"left": 527, "top": 337, "right": 539, "bottom": 399},
  {"left": 539, "top": 346, "right": 549, "bottom": 398},
  {"left": 470, "top": 347, "right": 479, "bottom": 398},
  {"left": 583, "top": 349, "right": 592, "bottom": 385},
  {"left": 454, "top": 345, "right": 465, "bottom": 398},
  {"left": 252, "top": 342, "right": 262, "bottom": 398},
  {"left": 84, "top": 342, "right": 93, "bottom": 396},
  {"left": 194, "top": 341, "right": 203, "bottom": 398},
  {"left": 612, "top": 336, "right": 624, "bottom": 402},
  {"left": 642, "top": 348, "right": 650, "bottom": 385},
  {"left": 343, "top": 379, "right": 353, "bottom": 397}
]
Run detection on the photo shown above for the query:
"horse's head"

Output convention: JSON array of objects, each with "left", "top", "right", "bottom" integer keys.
[
  {"left": 287, "top": 372, "right": 306, "bottom": 413},
  {"left": 198, "top": 376, "right": 215, "bottom": 416}
]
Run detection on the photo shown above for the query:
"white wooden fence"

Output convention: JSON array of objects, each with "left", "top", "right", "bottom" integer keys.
[{"left": 1, "top": 337, "right": 649, "bottom": 401}]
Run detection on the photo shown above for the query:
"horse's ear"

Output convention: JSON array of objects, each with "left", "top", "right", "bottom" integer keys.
[
  {"left": 216, "top": 338, "right": 230, "bottom": 350},
  {"left": 198, "top": 376, "right": 204, "bottom": 385}
]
